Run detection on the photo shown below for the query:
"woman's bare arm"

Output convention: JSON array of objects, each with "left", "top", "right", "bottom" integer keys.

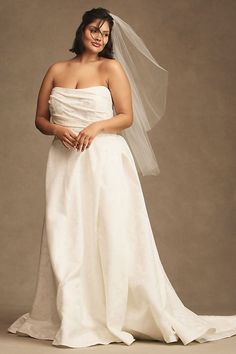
[
  {"left": 97, "top": 60, "right": 133, "bottom": 134},
  {"left": 35, "top": 64, "right": 58, "bottom": 135},
  {"left": 35, "top": 64, "right": 78, "bottom": 149}
]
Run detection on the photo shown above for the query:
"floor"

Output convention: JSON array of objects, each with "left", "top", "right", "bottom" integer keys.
[{"left": 1, "top": 320, "right": 236, "bottom": 354}]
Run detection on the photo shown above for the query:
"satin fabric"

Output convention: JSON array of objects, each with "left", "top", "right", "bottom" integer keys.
[{"left": 8, "top": 86, "right": 236, "bottom": 347}]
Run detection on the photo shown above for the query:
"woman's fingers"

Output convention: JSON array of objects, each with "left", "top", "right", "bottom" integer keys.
[
  {"left": 69, "top": 130, "right": 78, "bottom": 140},
  {"left": 64, "top": 129, "right": 94, "bottom": 152},
  {"left": 63, "top": 141, "right": 72, "bottom": 149},
  {"left": 79, "top": 135, "right": 87, "bottom": 151},
  {"left": 67, "top": 131, "right": 77, "bottom": 144},
  {"left": 64, "top": 136, "right": 75, "bottom": 148},
  {"left": 56, "top": 125, "right": 99, "bottom": 151},
  {"left": 81, "top": 138, "right": 88, "bottom": 151},
  {"left": 86, "top": 139, "right": 92, "bottom": 148}
]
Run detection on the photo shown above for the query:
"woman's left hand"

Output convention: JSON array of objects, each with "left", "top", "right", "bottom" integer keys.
[{"left": 73, "top": 122, "right": 102, "bottom": 152}]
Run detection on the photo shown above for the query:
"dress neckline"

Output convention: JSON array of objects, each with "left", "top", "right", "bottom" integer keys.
[{"left": 51, "top": 85, "right": 110, "bottom": 93}]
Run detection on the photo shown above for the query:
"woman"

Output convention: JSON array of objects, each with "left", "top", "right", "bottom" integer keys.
[
  {"left": 33, "top": 11, "right": 133, "bottom": 154},
  {"left": 7, "top": 7, "right": 236, "bottom": 348}
]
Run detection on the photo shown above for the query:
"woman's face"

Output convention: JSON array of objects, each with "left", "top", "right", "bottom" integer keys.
[{"left": 82, "top": 19, "right": 110, "bottom": 53}]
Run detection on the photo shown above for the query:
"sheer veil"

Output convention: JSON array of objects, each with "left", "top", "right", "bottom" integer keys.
[{"left": 110, "top": 13, "right": 168, "bottom": 176}]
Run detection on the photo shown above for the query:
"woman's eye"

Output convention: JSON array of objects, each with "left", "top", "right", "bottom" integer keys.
[{"left": 90, "top": 28, "right": 109, "bottom": 37}]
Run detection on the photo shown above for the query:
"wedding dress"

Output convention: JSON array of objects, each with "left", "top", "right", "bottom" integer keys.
[{"left": 7, "top": 86, "right": 236, "bottom": 347}]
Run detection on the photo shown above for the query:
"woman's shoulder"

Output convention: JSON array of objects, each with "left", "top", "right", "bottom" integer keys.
[
  {"left": 43, "top": 61, "right": 69, "bottom": 80},
  {"left": 46, "top": 60, "right": 71, "bottom": 72},
  {"left": 101, "top": 58, "right": 124, "bottom": 73},
  {"left": 101, "top": 57, "right": 120, "bottom": 66},
  {"left": 45, "top": 58, "right": 123, "bottom": 75}
]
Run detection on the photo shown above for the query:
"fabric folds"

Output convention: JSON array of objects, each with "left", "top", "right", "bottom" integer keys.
[{"left": 8, "top": 86, "right": 236, "bottom": 347}]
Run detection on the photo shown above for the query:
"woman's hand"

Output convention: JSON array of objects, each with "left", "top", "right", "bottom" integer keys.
[
  {"left": 53, "top": 125, "right": 78, "bottom": 150},
  {"left": 73, "top": 122, "right": 102, "bottom": 152}
]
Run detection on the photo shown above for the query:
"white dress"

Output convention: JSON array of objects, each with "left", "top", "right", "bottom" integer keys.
[{"left": 7, "top": 86, "right": 236, "bottom": 348}]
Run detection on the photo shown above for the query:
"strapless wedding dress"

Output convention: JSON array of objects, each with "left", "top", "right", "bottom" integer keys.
[{"left": 7, "top": 86, "right": 236, "bottom": 347}]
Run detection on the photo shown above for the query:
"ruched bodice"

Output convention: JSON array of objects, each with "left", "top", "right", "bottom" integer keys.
[{"left": 48, "top": 86, "right": 114, "bottom": 129}]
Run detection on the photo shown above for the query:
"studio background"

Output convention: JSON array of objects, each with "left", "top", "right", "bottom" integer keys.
[{"left": 0, "top": 0, "right": 235, "bottom": 323}]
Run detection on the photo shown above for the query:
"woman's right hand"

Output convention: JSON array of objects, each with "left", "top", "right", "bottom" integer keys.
[{"left": 53, "top": 125, "right": 78, "bottom": 150}]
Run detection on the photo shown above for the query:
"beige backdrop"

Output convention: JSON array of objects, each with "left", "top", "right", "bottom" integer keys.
[{"left": 1, "top": 0, "right": 235, "bottom": 323}]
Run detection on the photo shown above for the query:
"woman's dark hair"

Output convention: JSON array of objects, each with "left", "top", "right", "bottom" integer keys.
[{"left": 69, "top": 7, "right": 114, "bottom": 59}]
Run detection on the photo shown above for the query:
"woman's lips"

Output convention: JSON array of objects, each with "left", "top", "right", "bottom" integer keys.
[{"left": 91, "top": 42, "right": 101, "bottom": 47}]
